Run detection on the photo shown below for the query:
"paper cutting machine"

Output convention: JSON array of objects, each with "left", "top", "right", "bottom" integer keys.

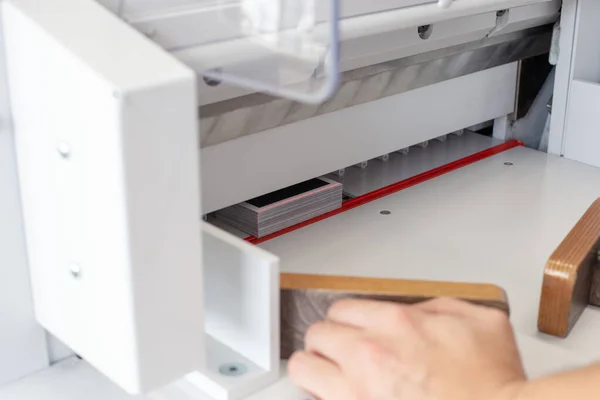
[{"left": 2, "top": 0, "right": 600, "bottom": 399}]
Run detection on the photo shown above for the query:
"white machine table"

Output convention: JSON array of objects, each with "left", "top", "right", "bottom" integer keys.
[{"left": 2, "top": 146, "right": 600, "bottom": 399}]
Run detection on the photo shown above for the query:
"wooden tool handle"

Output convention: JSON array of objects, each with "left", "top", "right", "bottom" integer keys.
[
  {"left": 538, "top": 198, "right": 600, "bottom": 338},
  {"left": 280, "top": 273, "right": 509, "bottom": 359}
]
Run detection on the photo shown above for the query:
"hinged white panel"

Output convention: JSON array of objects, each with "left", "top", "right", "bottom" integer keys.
[{"left": 3, "top": 0, "right": 203, "bottom": 394}]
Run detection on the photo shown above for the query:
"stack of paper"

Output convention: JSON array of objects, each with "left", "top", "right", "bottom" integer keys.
[{"left": 215, "top": 177, "right": 343, "bottom": 238}]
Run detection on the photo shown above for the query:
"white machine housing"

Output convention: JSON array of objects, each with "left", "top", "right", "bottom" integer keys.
[{"left": 2, "top": 0, "right": 599, "bottom": 399}]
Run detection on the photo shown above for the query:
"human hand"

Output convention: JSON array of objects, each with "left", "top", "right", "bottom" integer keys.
[{"left": 288, "top": 297, "right": 526, "bottom": 400}]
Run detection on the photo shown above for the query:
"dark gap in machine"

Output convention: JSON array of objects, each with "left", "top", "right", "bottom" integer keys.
[{"left": 246, "top": 178, "right": 329, "bottom": 208}]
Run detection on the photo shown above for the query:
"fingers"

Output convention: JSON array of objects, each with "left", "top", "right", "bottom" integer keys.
[
  {"left": 413, "top": 297, "right": 476, "bottom": 316},
  {"left": 288, "top": 351, "right": 347, "bottom": 400},
  {"left": 415, "top": 297, "right": 505, "bottom": 320},
  {"left": 304, "top": 320, "right": 362, "bottom": 364},
  {"left": 327, "top": 298, "right": 420, "bottom": 332}
]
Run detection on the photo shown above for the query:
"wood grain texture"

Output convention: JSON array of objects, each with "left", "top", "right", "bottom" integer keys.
[
  {"left": 280, "top": 273, "right": 509, "bottom": 359},
  {"left": 538, "top": 198, "right": 600, "bottom": 338}
]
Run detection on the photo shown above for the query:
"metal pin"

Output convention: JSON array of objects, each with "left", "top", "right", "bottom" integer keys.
[
  {"left": 337, "top": 168, "right": 345, "bottom": 177},
  {"left": 57, "top": 142, "right": 71, "bottom": 159},
  {"left": 70, "top": 263, "right": 82, "bottom": 279},
  {"left": 354, "top": 161, "right": 368, "bottom": 169},
  {"left": 378, "top": 154, "right": 390, "bottom": 162},
  {"left": 398, "top": 148, "right": 410, "bottom": 155},
  {"left": 436, "top": 135, "right": 447, "bottom": 142},
  {"left": 418, "top": 141, "right": 429, "bottom": 149}
]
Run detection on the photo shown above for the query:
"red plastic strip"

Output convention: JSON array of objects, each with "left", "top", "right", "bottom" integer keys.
[{"left": 246, "top": 140, "right": 523, "bottom": 245}]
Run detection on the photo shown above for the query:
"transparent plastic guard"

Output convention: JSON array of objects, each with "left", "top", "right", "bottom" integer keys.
[{"left": 119, "top": 0, "right": 340, "bottom": 104}]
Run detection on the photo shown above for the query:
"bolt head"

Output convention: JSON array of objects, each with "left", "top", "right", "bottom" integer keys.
[{"left": 219, "top": 362, "right": 247, "bottom": 377}]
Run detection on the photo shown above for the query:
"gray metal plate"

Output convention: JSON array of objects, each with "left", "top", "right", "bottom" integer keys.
[{"left": 331, "top": 131, "right": 503, "bottom": 197}]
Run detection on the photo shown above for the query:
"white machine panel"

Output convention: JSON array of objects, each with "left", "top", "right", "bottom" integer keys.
[
  {"left": 3, "top": 0, "right": 203, "bottom": 394},
  {"left": 152, "top": 223, "right": 280, "bottom": 400},
  {"left": 0, "top": 5, "right": 49, "bottom": 385},
  {"left": 561, "top": 0, "right": 600, "bottom": 168}
]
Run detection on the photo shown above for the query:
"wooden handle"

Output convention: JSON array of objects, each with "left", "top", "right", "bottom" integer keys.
[
  {"left": 280, "top": 273, "right": 509, "bottom": 359},
  {"left": 538, "top": 198, "right": 600, "bottom": 338}
]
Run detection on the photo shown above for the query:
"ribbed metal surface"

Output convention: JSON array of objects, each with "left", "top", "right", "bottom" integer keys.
[
  {"left": 200, "top": 26, "right": 551, "bottom": 148},
  {"left": 329, "top": 131, "right": 503, "bottom": 198}
]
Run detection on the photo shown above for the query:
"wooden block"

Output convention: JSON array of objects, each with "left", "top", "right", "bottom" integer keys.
[
  {"left": 280, "top": 273, "right": 509, "bottom": 359},
  {"left": 538, "top": 198, "right": 600, "bottom": 338}
]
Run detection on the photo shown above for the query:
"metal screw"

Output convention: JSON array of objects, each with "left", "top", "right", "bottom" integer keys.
[
  {"left": 380, "top": 210, "right": 391, "bottom": 215},
  {"left": 496, "top": 9, "right": 507, "bottom": 17},
  {"left": 70, "top": 263, "right": 82, "bottom": 279},
  {"left": 57, "top": 142, "right": 71, "bottom": 159},
  {"left": 219, "top": 362, "right": 247, "bottom": 377},
  {"left": 398, "top": 148, "right": 410, "bottom": 155},
  {"left": 337, "top": 168, "right": 345, "bottom": 177},
  {"left": 504, "top": 162, "right": 514, "bottom": 166}
]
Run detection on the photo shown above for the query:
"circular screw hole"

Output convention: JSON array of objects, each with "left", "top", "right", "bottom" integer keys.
[
  {"left": 203, "top": 76, "right": 222, "bottom": 87},
  {"left": 380, "top": 210, "right": 391, "bottom": 215},
  {"left": 504, "top": 162, "right": 514, "bottom": 166},
  {"left": 496, "top": 9, "right": 507, "bottom": 17},
  {"left": 203, "top": 69, "right": 223, "bottom": 87},
  {"left": 418, "top": 25, "right": 433, "bottom": 40},
  {"left": 219, "top": 362, "right": 247, "bottom": 377}
]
